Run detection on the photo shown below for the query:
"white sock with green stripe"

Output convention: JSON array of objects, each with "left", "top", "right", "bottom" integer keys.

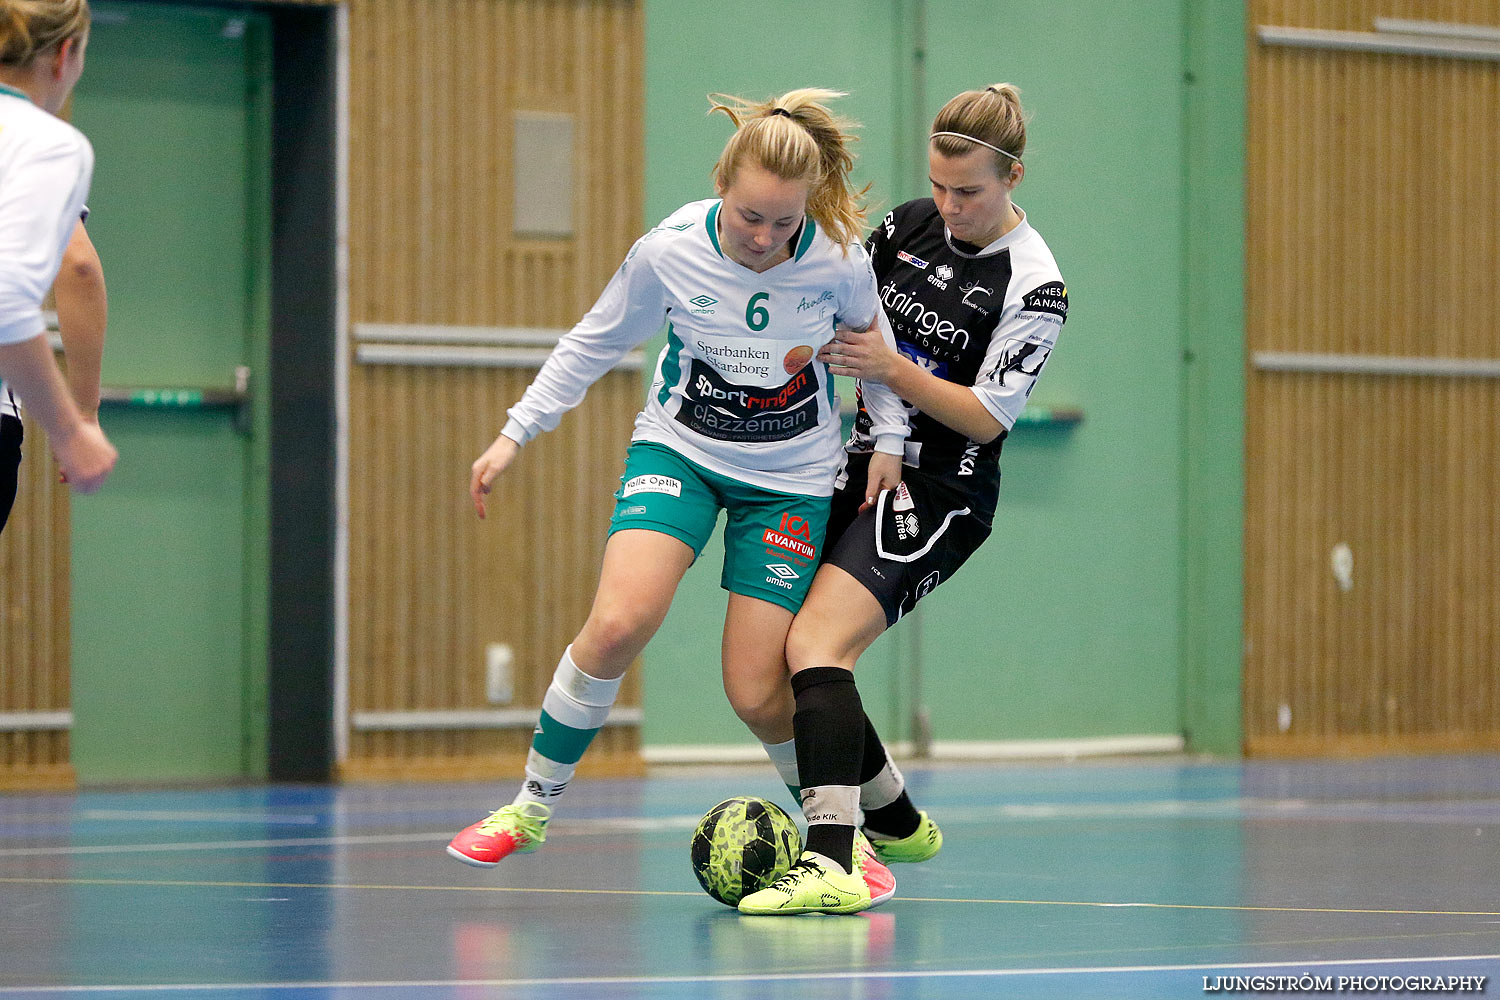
[
  {"left": 513, "top": 646, "right": 622, "bottom": 810},
  {"left": 760, "top": 737, "right": 803, "bottom": 807}
]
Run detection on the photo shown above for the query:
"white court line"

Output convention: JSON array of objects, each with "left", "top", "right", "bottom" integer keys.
[
  {"left": 76, "top": 810, "right": 322, "bottom": 825},
  {"left": 0, "top": 816, "right": 707, "bottom": 857},
  {"left": 6, "top": 795, "right": 1500, "bottom": 857},
  {"left": 0, "top": 832, "right": 450, "bottom": 857},
  {"left": 0, "top": 953, "right": 1493, "bottom": 993}
]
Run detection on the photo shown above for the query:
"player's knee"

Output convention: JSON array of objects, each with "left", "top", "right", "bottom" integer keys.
[
  {"left": 784, "top": 614, "right": 833, "bottom": 672},
  {"left": 728, "top": 686, "right": 790, "bottom": 739},
  {"left": 576, "top": 610, "right": 655, "bottom": 668}
]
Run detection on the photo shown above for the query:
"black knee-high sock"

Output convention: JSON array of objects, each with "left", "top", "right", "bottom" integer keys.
[
  {"left": 791, "top": 666, "right": 864, "bottom": 873},
  {"left": 858, "top": 713, "right": 923, "bottom": 839}
]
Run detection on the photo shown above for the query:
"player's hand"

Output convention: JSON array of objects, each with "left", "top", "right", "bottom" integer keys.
[
  {"left": 862, "top": 450, "right": 902, "bottom": 511},
  {"left": 53, "top": 420, "right": 116, "bottom": 494},
  {"left": 819, "top": 324, "right": 902, "bottom": 383},
  {"left": 470, "top": 432, "right": 521, "bottom": 519},
  {"left": 58, "top": 412, "right": 101, "bottom": 483}
]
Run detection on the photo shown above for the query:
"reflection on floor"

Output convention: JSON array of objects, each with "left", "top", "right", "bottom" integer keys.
[{"left": 1, "top": 754, "right": 1498, "bottom": 998}]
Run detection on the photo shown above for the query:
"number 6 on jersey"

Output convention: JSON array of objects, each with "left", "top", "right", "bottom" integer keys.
[{"left": 745, "top": 291, "right": 770, "bottom": 331}]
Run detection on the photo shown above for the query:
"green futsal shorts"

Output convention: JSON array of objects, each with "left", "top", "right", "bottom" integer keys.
[{"left": 608, "top": 441, "right": 829, "bottom": 613}]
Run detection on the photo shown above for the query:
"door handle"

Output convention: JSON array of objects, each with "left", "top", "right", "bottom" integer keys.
[{"left": 99, "top": 365, "right": 253, "bottom": 434}]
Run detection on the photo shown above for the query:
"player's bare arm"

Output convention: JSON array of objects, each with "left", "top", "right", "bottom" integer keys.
[{"left": 54, "top": 222, "right": 107, "bottom": 421}]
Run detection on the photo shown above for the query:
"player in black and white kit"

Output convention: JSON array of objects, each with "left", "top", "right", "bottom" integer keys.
[
  {"left": 752, "top": 85, "right": 1067, "bottom": 898},
  {"left": 830, "top": 97, "right": 1066, "bottom": 615}
]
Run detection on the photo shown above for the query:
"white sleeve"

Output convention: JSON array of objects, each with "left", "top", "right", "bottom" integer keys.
[
  {"left": 500, "top": 240, "right": 669, "bottom": 444},
  {"left": 858, "top": 310, "right": 912, "bottom": 455},
  {"left": 970, "top": 308, "right": 1062, "bottom": 431},
  {"left": 0, "top": 131, "right": 92, "bottom": 344},
  {"left": 836, "top": 247, "right": 908, "bottom": 455}
]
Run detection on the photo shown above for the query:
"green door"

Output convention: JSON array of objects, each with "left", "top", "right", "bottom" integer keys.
[{"left": 67, "top": 2, "right": 271, "bottom": 783}]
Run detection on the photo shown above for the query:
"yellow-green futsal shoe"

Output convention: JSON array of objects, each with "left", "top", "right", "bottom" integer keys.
[
  {"left": 865, "top": 810, "right": 942, "bottom": 863},
  {"left": 737, "top": 851, "right": 871, "bottom": 915}
]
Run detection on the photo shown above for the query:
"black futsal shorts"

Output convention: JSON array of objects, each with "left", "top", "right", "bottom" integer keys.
[
  {"left": 823, "top": 452, "right": 992, "bottom": 627},
  {"left": 0, "top": 415, "right": 23, "bottom": 535}
]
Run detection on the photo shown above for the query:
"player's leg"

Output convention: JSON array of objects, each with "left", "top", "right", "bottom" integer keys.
[
  {"left": 747, "top": 464, "right": 864, "bottom": 803},
  {"left": 718, "top": 485, "right": 892, "bottom": 913},
  {"left": 788, "top": 473, "right": 954, "bottom": 862},
  {"left": 781, "top": 565, "right": 887, "bottom": 871},
  {"left": 713, "top": 482, "right": 827, "bottom": 799},
  {"left": 447, "top": 444, "right": 716, "bottom": 867},
  {"left": 792, "top": 571, "right": 939, "bottom": 861},
  {"left": 447, "top": 527, "right": 694, "bottom": 867},
  {"left": 528, "top": 526, "right": 695, "bottom": 790},
  {"left": 720, "top": 590, "right": 795, "bottom": 745},
  {"left": 722, "top": 587, "right": 889, "bottom": 914}
]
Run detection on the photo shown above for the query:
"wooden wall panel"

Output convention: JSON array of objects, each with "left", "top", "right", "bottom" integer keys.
[
  {"left": 343, "top": 0, "right": 645, "bottom": 780},
  {"left": 1245, "top": 0, "right": 1500, "bottom": 755},
  {"left": 0, "top": 415, "right": 74, "bottom": 788}
]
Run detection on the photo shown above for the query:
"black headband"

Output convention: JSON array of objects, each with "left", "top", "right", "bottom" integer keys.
[{"left": 769, "top": 107, "right": 792, "bottom": 118}]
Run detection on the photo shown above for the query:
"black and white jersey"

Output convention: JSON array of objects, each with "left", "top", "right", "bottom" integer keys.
[{"left": 847, "top": 198, "right": 1067, "bottom": 512}]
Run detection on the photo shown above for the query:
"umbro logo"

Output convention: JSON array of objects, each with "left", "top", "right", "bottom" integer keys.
[
  {"left": 688, "top": 295, "right": 718, "bottom": 308},
  {"left": 766, "top": 563, "right": 800, "bottom": 580}
]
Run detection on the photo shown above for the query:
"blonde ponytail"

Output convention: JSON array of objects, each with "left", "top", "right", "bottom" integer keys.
[
  {"left": 708, "top": 88, "right": 869, "bottom": 252},
  {"left": 0, "top": 0, "right": 89, "bottom": 68}
]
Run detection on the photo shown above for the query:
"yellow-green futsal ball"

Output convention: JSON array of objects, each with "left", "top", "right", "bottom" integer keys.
[{"left": 690, "top": 795, "right": 803, "bottom": 906}]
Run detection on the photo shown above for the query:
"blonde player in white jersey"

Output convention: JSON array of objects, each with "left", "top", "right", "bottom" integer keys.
[
  {"left": 448, "top": 88, "right": 905, "bottom": 912},
  {"left": 0, "top": 0, "right": 115, "bottom": 528}
]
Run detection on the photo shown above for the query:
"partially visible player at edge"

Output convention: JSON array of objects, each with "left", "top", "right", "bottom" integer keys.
[
  {"left": 447, "top": 89, "right": 909, "bottom": 914},
  {"left": 739, "top": 84, "right": 1068, "bottom": 915},
  {"left": 0, "top": 0, "right": 115, "bottom": 523}
]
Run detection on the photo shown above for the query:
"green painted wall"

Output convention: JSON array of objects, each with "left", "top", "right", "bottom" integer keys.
[
  {"left": 67, "top": 2, "right": 272, "bottom": 782},
  {"left": 640, "top": 1, "right": 1244, "bottom": 751},
  {"left": 1181, "top": 2, "right": 1246, "bottom": 754},
  {"left": 919, "top": 3, "right": 1184, "bottom": 741}
]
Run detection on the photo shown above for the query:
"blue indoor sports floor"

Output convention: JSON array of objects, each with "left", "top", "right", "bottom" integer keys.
[{"left": 1, "top": 754, "right": 1498, "bottom": 998}]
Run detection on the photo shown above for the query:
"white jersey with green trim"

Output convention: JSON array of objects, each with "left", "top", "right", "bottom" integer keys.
[
  {"left": 0, "top": 86, "right": 94, "bottom": 419},
  {"left": 502, "top": 198, "right": 908, "bottom": 496}
]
